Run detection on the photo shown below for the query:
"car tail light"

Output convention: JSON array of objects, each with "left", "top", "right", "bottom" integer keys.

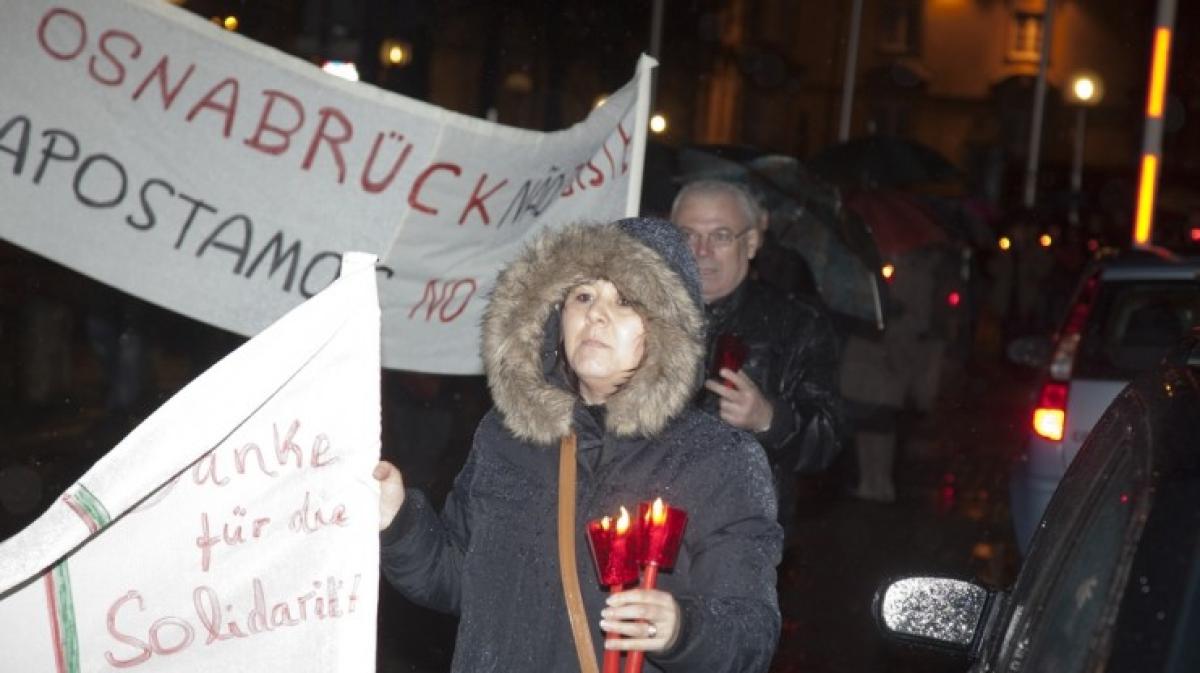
[
  {"left": 1032, "top": 273, "right": 1099, "bottom": 442},
  {"left": 1047, "top": 274, "right": 1100, "bottom": 381},
  {"left": 1032, "top": 381, "right": 1068, "bottom": 441},
  {"left": 946, "top": 290, "right": 961, "bottom": 308}
]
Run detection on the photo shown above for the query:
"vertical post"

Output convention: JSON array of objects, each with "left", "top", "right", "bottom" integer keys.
[
  {"left": 838, "top": 0, "right": 864, "bottom": 142},
  {"left": 1022, "top": 0, "right": 1056, "bottom": 209},
  {"left": 1133, "top": 0, "right": 1178, "bottom": 248},
  {"left": 649, "top": 0, "right": 665, "bottom": 110},
  {"left": 1069, "top": 106, "right": 1087, "bottom": 224}
]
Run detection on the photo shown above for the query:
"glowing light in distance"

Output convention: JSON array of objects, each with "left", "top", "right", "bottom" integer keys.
[{"left": 321, "top": 61, "right": 360, "bottom": 82}]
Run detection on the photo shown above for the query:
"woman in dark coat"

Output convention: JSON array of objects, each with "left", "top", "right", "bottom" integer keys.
[{"left": 374, "top": 217, "right": 782, "bottom": 672}]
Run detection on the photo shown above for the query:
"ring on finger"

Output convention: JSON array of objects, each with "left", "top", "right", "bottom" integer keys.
[{"left": 646, "top": 623, "right": 657, "bottom": 638}]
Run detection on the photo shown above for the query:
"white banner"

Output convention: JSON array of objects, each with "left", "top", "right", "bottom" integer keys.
[
  {"left": 0, "top": 253, "right": 382, "bottom": 673},
  {"left": 0, "top": 0, "right": 654, "bottom": 373}
]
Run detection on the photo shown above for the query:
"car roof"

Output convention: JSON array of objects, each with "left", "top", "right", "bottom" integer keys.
[{"left": 1097, "top": 250, "right": 1200, "bottom": 282}]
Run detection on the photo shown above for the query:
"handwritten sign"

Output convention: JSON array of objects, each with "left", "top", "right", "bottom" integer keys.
[
  {"left": 0, "top": 253, "right": 382, "bottom": 673},
  {"left": 0, "top": 0, "right": 654, "bottom": 374}
]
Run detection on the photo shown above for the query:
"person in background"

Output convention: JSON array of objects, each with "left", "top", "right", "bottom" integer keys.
[
  {"left": 375, "top": 217, "right": 782, "bottom": 672},
  {"left": 671, "top": 180, "right": 844, "bottom": 536}
]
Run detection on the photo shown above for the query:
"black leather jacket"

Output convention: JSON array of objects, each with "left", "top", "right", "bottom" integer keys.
[{"left": 697, "top": 279, "right": 845, "bottom": 477}]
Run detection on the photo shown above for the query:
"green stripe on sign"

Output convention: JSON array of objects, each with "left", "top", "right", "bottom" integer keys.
[
  {"left": 72, "top": 485, "right": 111, "bottom": 529},
  {"left": 52, "top": 562, "right": 80, "bottom": 673}
]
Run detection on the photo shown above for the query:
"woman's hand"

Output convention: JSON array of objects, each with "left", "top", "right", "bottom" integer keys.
[
  {"left": 600, "top": 588, "right": 681, "bottom": 653},
  {"left": 373, "top": 461, "right": 405, "bottom": 531}
]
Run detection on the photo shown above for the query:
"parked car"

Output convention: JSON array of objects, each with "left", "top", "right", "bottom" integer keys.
[
  {"left": 872, "top": 330, "right": 1200, "bottom": 672},
  {"left": 1008, "top": 249, "right": 1200, "bottom": 552}
]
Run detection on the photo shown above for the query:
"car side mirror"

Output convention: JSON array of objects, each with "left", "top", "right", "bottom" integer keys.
[
  {"left": 873, "top": 577, "right": 995, "bottom": 655},
  {"left": 1006, "top": 335, "right": 1053, "bottom": 369}
]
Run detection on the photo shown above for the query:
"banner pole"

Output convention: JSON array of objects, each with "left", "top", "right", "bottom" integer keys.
[{"left": 624, "top": 55, "right": 658, "bottom": 217}]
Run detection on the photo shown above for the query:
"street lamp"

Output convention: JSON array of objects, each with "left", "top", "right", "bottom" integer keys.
[{"left": 1064, "top": 70, "right": 1104, "bottom": 224}]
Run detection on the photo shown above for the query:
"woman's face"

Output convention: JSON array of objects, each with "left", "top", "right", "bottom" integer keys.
[{"left": 561, "top": 279, "right": 646, "bottom": 404}]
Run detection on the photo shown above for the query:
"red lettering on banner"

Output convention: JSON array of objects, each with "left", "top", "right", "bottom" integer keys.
[
  {"left": 186, "top": 77, "right": 240, "bottom": 138},
  {"left": 132, "top": 56, "right": 196, "bottom": 110},
  {"left": 360, "top": 131, "right": 414, "bottom": 193},
  {"left": 408, "top": 278, "right": 477, "bottom": 322},
  {"left": 586, "top": 159, "right": 605, "bottom": 187},
  {"left": 29, "top": 5, "right": 638, "bottom": 207},
  {"left": 244, "top": 90, "right": 305, "bottom": 156},
  {"left": 102, "top": 576, "right": 363, "bottom": 664},
  {"left": 105, "top": 591, "right": 153, "bottom": 668},
  {"left": 37, "top": 8, "right": 86, "bottom": 61},
  {"left": 601, "top": 142, "right": 617, "bottom": 181},
  {"left": 301, "top": 107, "right": 353, "bottom": 183},
  {"left": 458, "top": 173, "right": 508, "bottom": 225},
  {"left": 89, "top": 30, "right": 141, "bottom": 87},
  {"left": 408, "top": 162, "right": 462, "bottom": 215},
  {"left": 288, "top": 491, "right": 348, "bottom": 534},
  {"left": 616, "top": 122, "right": 632, "bottom": 174}
]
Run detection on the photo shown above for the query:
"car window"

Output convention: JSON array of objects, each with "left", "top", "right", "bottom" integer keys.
[
  {"left": 1075, "top": 281, "right": 1200, "bottom": 380},
  {"left": 990, "top": 403, "right": 1149, "bottom": 673}
]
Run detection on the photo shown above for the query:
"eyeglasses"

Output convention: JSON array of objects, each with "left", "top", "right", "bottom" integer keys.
[{"left": 681, "top": 227, "right": 753, "bottom": 250}]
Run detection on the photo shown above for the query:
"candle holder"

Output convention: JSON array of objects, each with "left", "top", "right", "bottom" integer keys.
[
  {"left": 625, "top": 498, "right": 688, "bottom": 673},
  {"left": 713, "top": 332, "right": 747, "bottom": 387},
  {"left": 587, "top": 507, "right": 638, "bottom": 673}
]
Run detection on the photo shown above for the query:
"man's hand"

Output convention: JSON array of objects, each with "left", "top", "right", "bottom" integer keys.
[
  {"left": 704, "top": 368, "right": 773, "bottom": 433},
  {"left": 373, "top": 461, "right": 406, "bottom": 531}
]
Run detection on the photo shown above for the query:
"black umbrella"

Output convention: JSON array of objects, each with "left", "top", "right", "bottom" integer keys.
[
  {"left": 674, "top": 145, "right": 885, "bottom": 328},
  {"left": 810, "top": 135, "right": 962, "bottom": 190}
]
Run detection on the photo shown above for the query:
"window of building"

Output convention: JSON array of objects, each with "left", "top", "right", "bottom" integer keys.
[
  {"left": 1008, "top": 11, "right": 1044, "bottom": 63},
  {"left": 878, "top": 0, "right": 921, "bottom": 56}
]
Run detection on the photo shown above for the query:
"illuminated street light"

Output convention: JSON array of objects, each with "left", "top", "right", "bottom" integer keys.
[
  {"left": 998, "top": 236, "right": 1012, "bottom": 251},
  {"left": 223, "top": 15, "right": 238, "bottom": 31},
  {"left": 379, "top": 39, "right": 412, "bottom": 68},
  {"left": 649, "top": 113, "right": 667, "bottom": 134},
  {"left": 1039, "top": 233, "right": 1053, "bottom": 248},
  {"left": 1064, "top": 70, "right": 1104, "bottom": 224}
]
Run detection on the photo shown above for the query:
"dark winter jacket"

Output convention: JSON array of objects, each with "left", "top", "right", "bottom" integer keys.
[
  {"left": 698, "top": 279, "right": 844, "bottom": 524},
  {"left": 381, "top": 219, "right": 783, "bottom": 672}
]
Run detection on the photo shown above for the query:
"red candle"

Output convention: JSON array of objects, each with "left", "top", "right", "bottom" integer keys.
[
  {"left": 714, "top": 333, "right": 747, "bottom": 388},
  {"left": 625, "top": 498, "right": 688, "bottom": 673},
  {"left": 587, "top": 507, "right": 638, "bottom": 673}
]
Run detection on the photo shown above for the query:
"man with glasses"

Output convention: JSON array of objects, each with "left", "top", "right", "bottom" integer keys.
[{"left": 671, "top": 179, "right": 844, "bottom": 536}]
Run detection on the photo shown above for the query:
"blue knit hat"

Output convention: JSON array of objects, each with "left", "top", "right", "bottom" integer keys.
[{"left": 615, "top": 216, "right": 704, "bottom": 316}]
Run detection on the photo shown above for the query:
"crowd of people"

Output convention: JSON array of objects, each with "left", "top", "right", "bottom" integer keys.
[{"left": 0, "top": 172, "right": 1107, "bottom": 670}]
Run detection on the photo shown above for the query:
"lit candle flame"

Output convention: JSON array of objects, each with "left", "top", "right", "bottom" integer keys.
[
  {"left": 616, "top": 506, "right": 631, "bottom": 534},
  {"left": 600, "top": 516, "right": 611, "bottom": 531},
  {"left": 646, "top": 497, "right": 667, "bottom": 526}
]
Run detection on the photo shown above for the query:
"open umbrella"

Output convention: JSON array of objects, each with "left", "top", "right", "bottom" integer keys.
[
  {"left": 844, "top": 190, "right": 947, "bottom": 259},
  {"left": 810, "top": 135, "right": 962, "bottom": 191},
  {"left": 674, "top": 145, "right": 884, "bottom": 328}
]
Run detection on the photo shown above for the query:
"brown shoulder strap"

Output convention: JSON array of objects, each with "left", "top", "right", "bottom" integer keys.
[{"left": 558, "top": 432, "right": 600, "bottom": 673}]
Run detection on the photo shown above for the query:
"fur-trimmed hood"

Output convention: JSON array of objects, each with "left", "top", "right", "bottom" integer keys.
[{"left": 481, "top": 219, "right": 706, "bottom": 444}]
